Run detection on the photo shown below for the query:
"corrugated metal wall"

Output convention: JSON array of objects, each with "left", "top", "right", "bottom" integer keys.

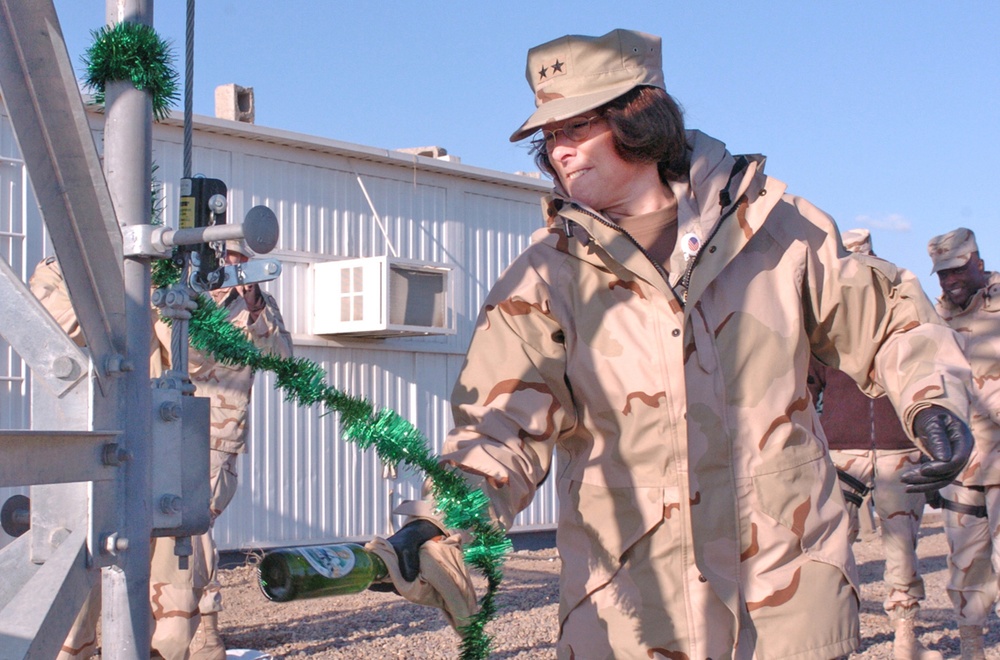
[{"left": 0, "top": 104, "right": 559, "bottom": 550}]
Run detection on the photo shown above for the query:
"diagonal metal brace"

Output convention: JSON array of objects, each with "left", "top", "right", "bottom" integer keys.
[
  {"left": 0, "top": 527, "right": 96, "bottom": 658},
  {"left": 0, "top": 0, "right": 126, "bottom": 384},
  {"left": 0, "top": 253, "right": 88, "bottom": 397}
]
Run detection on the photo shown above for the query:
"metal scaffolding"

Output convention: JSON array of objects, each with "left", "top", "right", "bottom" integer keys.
[{"left": 0, "top": 1, "right": 278, "bottom": 655}]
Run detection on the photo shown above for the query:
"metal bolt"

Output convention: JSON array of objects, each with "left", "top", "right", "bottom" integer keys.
[
  {"left": 102, "top": 532, "right": 129, "bottom": 556},
  {"left": 263, "top": 261, "right": 278, "bottom": 275},
  {"left": 159, "top": 401, "right": 182, "bottom": 422},
  {"left": 102, "top": 443, "right": 131, "bottom": 466},
  {"left": 49, "top": 527, "right": 70, "bottom": 546},
  {"left": 106, "top": 355, "right": 135, "bottom": 374},
  {"left": 1, "top": 494, "right": 30, "bottom": 538},
  {"left": 173, "top": 535, "right": 193, "bottom": 558},
  {"left": 159, "top": 494, "right": 182, "bottom": 514},
  {"left": 207, "top": 194, "right": 227, "bottom": 215},
  {"left": 51, "top": 355, "right": 79, "bottom": 380}
]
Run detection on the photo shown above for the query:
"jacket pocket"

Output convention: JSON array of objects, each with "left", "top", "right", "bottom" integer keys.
[
  {"left": 751, "top": 446, "right": 830, "bottom": 538},
  {"left": 555, "top": 478, "right": 664, "bottom": 624},
  {"left": 750, "top": 449, "right": 859, "bottom": 595}
]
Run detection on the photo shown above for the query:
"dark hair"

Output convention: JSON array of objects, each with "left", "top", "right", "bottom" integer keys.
[{"left": 532, "top": 86, "right": 690, "bottom": 185}]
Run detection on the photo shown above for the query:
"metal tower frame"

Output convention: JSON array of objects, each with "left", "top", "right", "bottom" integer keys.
[{"left": 0, "top": 1, "right": 277, "bottom": 655}]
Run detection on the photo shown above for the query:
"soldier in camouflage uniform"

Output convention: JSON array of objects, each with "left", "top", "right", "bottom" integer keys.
[
  {"left": 30, "top": 257, "right": 155, "bottom": 660},
  {"left": 31, "top": 242, "right": 291, "bottom": 659},
  {"left": 149, "top": 240, "right": 292, "bottom": 659},
  {"left": 926, "top": 227, "right": 1000, "bottom": 660},
  {"left": 378, "top": 30, "right": 975, "bottom": 659},
  {"left": 808, "top": 228, "right": 941, "bottom": 660}
]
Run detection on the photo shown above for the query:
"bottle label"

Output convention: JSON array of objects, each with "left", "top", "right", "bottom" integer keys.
[{"left": 299, "top": 544, "right": 357, "bottom": 579}]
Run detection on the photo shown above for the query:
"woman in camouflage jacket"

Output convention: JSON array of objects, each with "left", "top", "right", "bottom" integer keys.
[{"left": 389, "top": 29, "right": 974, "bottom": 659}]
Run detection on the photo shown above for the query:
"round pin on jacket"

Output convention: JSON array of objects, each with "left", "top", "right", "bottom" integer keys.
[{"left": 681, "top": 233, "right": 701, "bottom": 261}]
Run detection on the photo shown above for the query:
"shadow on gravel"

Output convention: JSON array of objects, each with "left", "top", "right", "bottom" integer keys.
[
  {"left": 224, "top": 598, "right": 454, "bottom": 655},
  {"left": 222, "top": 555, "right": 562, "bottom": 656}
]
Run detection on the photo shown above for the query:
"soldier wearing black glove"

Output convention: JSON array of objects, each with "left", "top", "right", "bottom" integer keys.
[
  {"left": 240, "top": 282, "right": 266, "bottom": 324},
  {"left": 900, "top": 405, "right": 973, "bottom": 493},
  {"left": 363, "top": 517, "right": 478, "bottom": 631},
  {"left": 366, "top": 518, "right": 444, "bottom": 591}
]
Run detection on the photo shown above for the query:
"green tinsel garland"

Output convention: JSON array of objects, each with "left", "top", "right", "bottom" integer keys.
[
  {"left": 153, "top": 260, "right": 511, "bottom": 659},
  {"left": 83, "top": 22, "right": 180, "bottom": 120}
]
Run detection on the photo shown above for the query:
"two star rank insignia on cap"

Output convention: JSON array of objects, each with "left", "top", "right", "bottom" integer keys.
[{"left": 538, "top": 59, "right": 565, "bottom": 80}]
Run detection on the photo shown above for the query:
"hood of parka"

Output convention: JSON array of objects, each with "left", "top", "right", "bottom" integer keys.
[{"left": 540, "top": 130, "right": 775, "bottom": 303}]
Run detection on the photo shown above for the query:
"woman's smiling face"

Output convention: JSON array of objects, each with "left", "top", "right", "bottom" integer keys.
[{"left": 546, "top": 114, "right": 663, "bottom": 220}]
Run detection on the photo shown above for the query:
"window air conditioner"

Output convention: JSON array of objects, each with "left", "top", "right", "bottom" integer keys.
[{"left": 311, "top": 256, "right": 454, "bottom": 337}]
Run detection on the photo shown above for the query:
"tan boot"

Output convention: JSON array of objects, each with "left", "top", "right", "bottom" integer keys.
[
  {"left": 189, "top": 612, "right": 226, "bottom": 660},
  {"left": 893, "top": 618, "right": 942, "bottom": 660},
  {"left": 959, "top": 625, "right": 986, "bottom": 660}
]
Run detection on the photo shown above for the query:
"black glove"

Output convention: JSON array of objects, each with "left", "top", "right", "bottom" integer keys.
[
  {"left": 242, "top": 283, "right": 265, "bottom": 323},
  {"left": 900, "top": 405, "right": 973, "bottom": 493},
  {"left": 384, "top": 519, "right": 444, "bottom": 582}
]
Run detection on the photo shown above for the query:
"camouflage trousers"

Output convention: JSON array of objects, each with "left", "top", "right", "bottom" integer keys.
[
  {"left": 939, "top": 482, "right": 1000, "bottom": 626},
  {"left": 57, "top": 449, "right": 238, "bottom": 659},
  {"left": 830, "top": 448, "right": 927, "bottom": 619},
  {"left": 150, "top": 449, "right": 239, "bottom": 659}
]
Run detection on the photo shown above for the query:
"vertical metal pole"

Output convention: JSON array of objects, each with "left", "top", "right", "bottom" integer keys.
[{"left": 102, "top": 0, "right": 154, "bottom": 656}]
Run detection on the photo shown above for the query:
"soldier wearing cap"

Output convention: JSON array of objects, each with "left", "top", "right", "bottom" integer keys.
[
  {"left": 927, "top": 227, "right": 1000, "bottom": 660},
  {"left": 29, "top": 242, "right": 292, "bottom": 659},
  {"left": 377, "top": 29, "right": 974, "bottom": 658},
  {"left": 808, "top": 229, "right": 942, "bottom": 660},
  {"left": 148, "top": 238, "right": 292, "bottom": 659}
]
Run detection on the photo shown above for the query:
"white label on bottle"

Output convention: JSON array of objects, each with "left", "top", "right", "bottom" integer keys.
[{"left": 299, "top": 544, "right": 356, "bottom": 579}]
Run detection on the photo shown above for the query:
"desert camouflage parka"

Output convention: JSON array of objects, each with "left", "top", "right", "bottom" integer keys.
[
  {"left": 934, "top": 271, "right": 1000, "bottom": 486},
  {"left": 438, "top": 131, "right": 972, "bottom": 658},
  {"left": 29, "top": 257, "right": 292, "bottom": 455},
  {"left": 152, "top": 286, "right": 293, "bottom": 454}
]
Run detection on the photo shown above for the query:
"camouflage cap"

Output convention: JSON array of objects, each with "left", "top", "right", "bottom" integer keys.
[
  {"left": 927, "top": 227, "right": 978, "bottom": 274},
  {"left": 841, "top": 228, "right": 872, "bottom": 256},
  {"left": 509, "top": 29, "right": 665, "bottom": 142}
]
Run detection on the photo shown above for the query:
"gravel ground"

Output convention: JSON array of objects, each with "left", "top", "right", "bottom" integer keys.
[{"left": 209, "top": 511, "right": 999, "bottom": 658}]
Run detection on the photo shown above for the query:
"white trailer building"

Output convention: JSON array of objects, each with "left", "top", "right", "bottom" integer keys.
[{"left": 0, "top": 95, "right": 559, "bottom": 553}]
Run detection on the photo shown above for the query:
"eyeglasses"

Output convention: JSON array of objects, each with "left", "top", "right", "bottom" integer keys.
[{"left": 530, "top": 116, "right": 603, "bottom": 153}]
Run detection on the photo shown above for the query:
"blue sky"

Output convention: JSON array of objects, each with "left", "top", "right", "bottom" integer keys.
[{"left": 51, "top": 1, "right": 1000, "bottom": 297}]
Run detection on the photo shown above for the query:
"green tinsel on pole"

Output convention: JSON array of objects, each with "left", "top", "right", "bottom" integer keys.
[
  {"left": 83, "top": 22, "right": 180, "bottom": 120},
  {"left": 154, "top": 260, "right": 511, "bottom": 659}
]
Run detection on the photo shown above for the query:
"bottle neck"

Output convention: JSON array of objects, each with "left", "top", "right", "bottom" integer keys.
[{"left": 368, "top": 548, "right": 389, "bottom": 581}]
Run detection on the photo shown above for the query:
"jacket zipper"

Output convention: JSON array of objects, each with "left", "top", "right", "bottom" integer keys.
[
  {"left": 565, "top": 203, "right": 686, "bottom": 308},
  {"left": 677, "top": 198, "right": 742, "bottom": 303}
]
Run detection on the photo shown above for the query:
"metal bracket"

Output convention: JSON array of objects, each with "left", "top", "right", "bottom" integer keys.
[
  {"left": 189, "top": 259, "right": 282, "bottom": 293},
  {"left": 150, "top": 387, "right": 211, "bottom": 537},
  {"left": 122, "top": 204, "right": 280, "bottom": 257}
]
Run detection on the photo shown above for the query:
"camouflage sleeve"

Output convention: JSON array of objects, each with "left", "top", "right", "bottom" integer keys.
[
  {"left": 149, "top": 314, "right": 172, "bottom": 378},
  {"left": 439, "top": 250, "right": 575, "bottom": 530},
  {"left": 246, "top": 291, "right": 293, "bottom": 359},
  {"left": 798, "top": 202, "right": 972, "bottom": 447},
  {"left": 28, "top": 257, "right": 85, "bottom": 347}
]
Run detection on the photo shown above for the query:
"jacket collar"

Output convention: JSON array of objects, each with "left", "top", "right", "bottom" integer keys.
[
  {"left": 937, "top": 270, "right": 1000, "bottom": 315},
  {"left": 542, "top": 130, "right": 784, "bottom": 309}
]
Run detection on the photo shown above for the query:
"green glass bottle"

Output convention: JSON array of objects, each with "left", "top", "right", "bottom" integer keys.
[{"left": 258, "top": 542, "right": 390, "bottom": 602}]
